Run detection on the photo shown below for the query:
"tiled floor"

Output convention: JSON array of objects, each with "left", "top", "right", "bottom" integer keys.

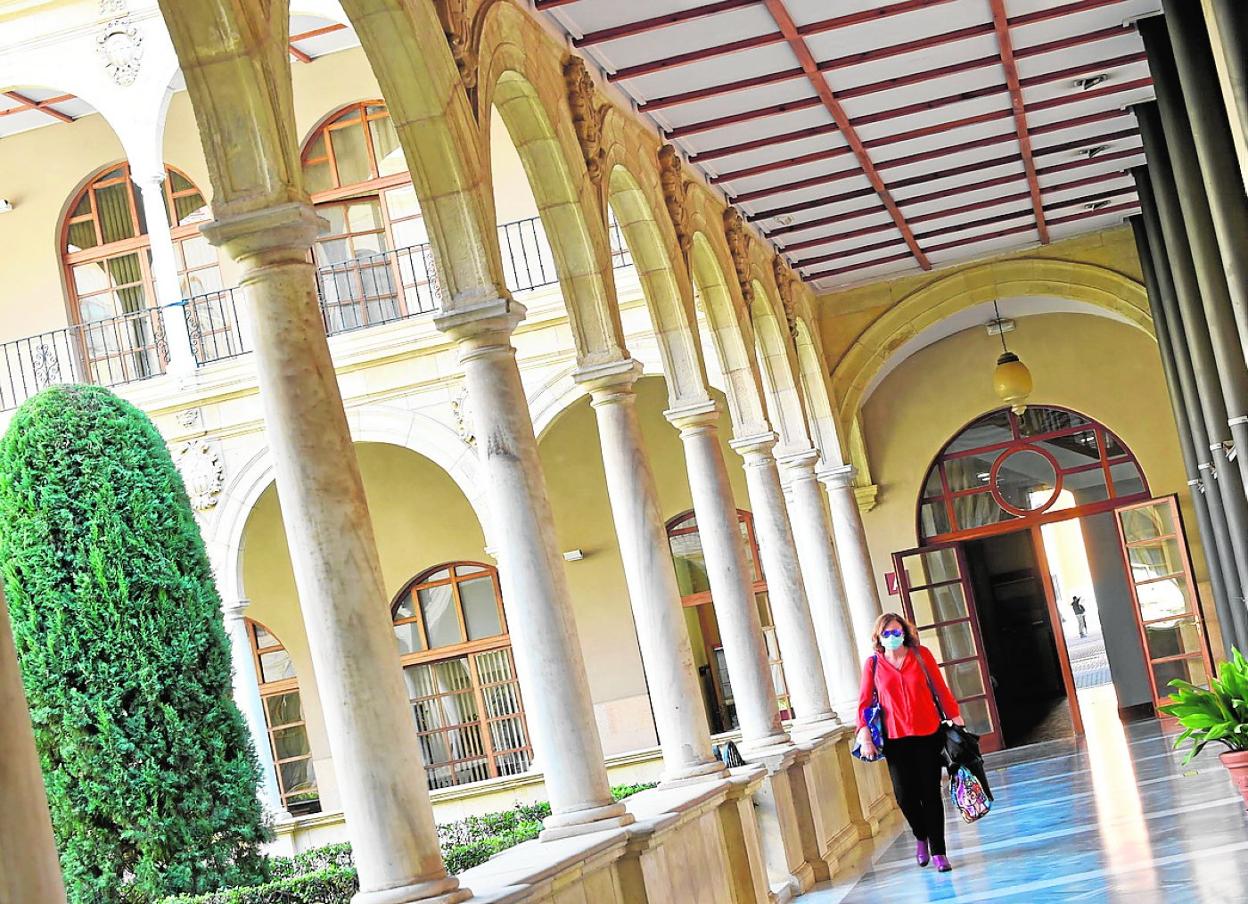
[{"left": 807, "top": 689, "right": 1248, "bottom": 903}]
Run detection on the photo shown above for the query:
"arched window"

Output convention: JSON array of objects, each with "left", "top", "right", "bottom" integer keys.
[
  {"left": 300, "top": 101, "right": 436, "bottom": 330},
  {"left": 61, "top": 162, "right": 220, "bottom": 381},
  {"left": 667, "top": 509, "right": 792, "bottom": 733},
  {"left": 390, "top": 562, "right": 532, "bottom": 789},
  {"left": 246, "top": 620, "right": 320, "bottom": 815},
  {"left": 918, "top": 406, "right": 1149, "bottom": 542}
]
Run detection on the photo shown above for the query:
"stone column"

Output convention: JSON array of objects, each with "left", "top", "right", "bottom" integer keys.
[
  {"left": 0, "top": 585, "right": 67, "bottom": 904},
  {"left": 730, "top": 435, "right": 839, "bottom": 733},
  {"left": 434, "top": 299, "right": 632, "bottom": 839},
  {"left": 1203, "top": 0, "right": 1248, "bottom": 192},
  {"left": 778, "top": 451, "right": 861, "bottom": 712},
  {"left": 575, "top": 360, "right": 726, "bottom": 785},
  {"left": 221, "top": 600, "right": 289, "bottom": 820},
  {"left": 666, "top": 401, "right": 791, "bottom": 753},
  {"left": 818, "top": 466, "right": 880, "bottom": 656},
  {"left": 203, "top": 203, "right": 468, "bottom": 904},
  {"left": 134, "top": 171, "right": 198, "bottom": 377}
]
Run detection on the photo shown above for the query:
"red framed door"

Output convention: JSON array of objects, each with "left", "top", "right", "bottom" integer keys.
[
  {"left": 892, "top": 543, "right": 1004, "bottom": 752},
  {"left": 1114, "top": 496, "right": 1214, "bottom": 710}
]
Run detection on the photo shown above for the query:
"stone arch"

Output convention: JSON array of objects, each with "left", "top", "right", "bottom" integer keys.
[
  {"left": 793, "top": 317, "right": 846, "bottom": 468},
  {"left": 749, "top": 276, "right": 812, "bottom": 454},
  {"left": 833, "top": 258, "right": 1153, "bottom": 428},
  {"left": 206, "top": 406, "right": 488, "bottom": 605},
  {"left": 688, "top": 230, "right": 769, "bottom": 436},
  {"left": 606, "top": 163, "right": 710, "bottom": 407},
  {"left": 477, "top": 20, "right": 627, "bottom": 366}
]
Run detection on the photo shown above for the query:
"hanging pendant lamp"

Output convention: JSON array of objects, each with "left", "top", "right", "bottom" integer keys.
[{"left": 991, "top": 300, "right": 1033, "bottom": 415}]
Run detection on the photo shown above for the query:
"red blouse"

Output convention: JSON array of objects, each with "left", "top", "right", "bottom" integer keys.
[{"left": 857, "top": 645, "right": 961, "bottom": 740}]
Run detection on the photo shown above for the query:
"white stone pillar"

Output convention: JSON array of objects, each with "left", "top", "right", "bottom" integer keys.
[
  {"left": 819, "top": 465, "right": 882, "bottom": 657},
  {"left": 730, "top": 435, "right": 839, "bottom": 734},
  {"left": 134, "top": 171, "right": 198, "bottom": 377},
  {"left": 576, "top": 361, "right": 726, "bottom": 785},
  {"left": 778, "top": 451, "right": 861, "bottom": 712},
  {"left": 435, "top": 299, "right": 633, "bottom": 840},
  {"left": 221, "top": 600, "right": 290, "bottom": 820},
  {"left": 666, "top": 401, "right": 791, "bottom": 753},
  {"left": 204, "top": 203, "right": 468, "bottom": 904},
  {"left": 0, "top": 586, "right": 67, "bottom": 904}
]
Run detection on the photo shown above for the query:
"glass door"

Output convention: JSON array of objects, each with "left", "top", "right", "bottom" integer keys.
[
  {"left": 1115, "top": 496, "right": 1213, "bottom": 710},
  {"left": 893, "top": 543, "right": 1003, "bottom": 752}
]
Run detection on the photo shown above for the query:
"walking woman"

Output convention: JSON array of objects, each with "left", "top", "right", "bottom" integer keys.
[{"left": 856, "top": 612, "right": 964, "bottom": 872}]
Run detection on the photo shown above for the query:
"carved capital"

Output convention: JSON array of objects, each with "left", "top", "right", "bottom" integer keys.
[
  {"left": 723, "top": 208, "right": 753, "bottom": 303},
  {"left": 772, "top": 256, "right": 800, "bottom": 339},
  {"left": 564, "top": 56, "right": 609, "bottom": 185},
  {"left": 433, "top": 0, "right": 478, "bottom": 94},
  {"left": 657, "top": 144, "right": 692, "bottom": 256}
]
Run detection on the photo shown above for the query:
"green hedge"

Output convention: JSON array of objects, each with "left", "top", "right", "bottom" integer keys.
[{"left": 159, "top": 783, "right": 657, "bottom": 904}]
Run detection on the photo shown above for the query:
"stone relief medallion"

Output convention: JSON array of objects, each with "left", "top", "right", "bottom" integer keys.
[
  {"left": 98, "top": 14, "right": 143, "bottom": 87},
  {"left": 98, "top": 0, "right": 126, "bottom": 15},
  {"left": 176, "top": 407, "right": 203, "bottom": 431},
  {"left": 175, "top": 439, "right": 225, "bottom": 513},
  {"left": 451, "top": 386, "right": 476, "bottom": 448}
]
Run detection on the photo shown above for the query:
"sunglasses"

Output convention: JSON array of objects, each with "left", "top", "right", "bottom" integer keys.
[{"left": 881, "top": 628, "right": 905, "bottom": 638}]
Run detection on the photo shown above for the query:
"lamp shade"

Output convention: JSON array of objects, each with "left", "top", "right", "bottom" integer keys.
[{"left": 994, "top": 351, "right": 1033, "bottom": 415}]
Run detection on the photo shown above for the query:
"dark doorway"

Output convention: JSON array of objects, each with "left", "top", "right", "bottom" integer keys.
[{"left": 964, "top": 530, "right": 1074, "bottom": 748}]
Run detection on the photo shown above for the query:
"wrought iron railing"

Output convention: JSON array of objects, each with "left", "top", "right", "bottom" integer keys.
[
  {"left": 2, "top": 214, "right": 640, "bottom": 397},
  {"left": 0, "top": 308, "right": 167, "bottom": 411}
]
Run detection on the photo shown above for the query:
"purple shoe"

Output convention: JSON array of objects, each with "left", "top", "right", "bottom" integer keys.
[
  {"left": 915, "top": 840, "right": 930, "bottom": 867},
  {"left": 933, "top": 854, "right": 952, "bottom": 873}
]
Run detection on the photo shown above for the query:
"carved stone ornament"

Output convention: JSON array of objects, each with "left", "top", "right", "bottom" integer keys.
[
  {"left": 564, "top": 56, "right": 610, "bottom": 185},
  {"left": 772, "top": 256, "right": 800, "bottom": 340},
  {"left": 176, "top": 407, "right": 203, "bottom": 431},
  {"left": 98, "top": 0, "right": 126, "bottom": 16},
  {"left": 434, "top": 0, "right": 478, "bottom": 94},
  {"left": 451, "top": 386, "right": 476, "bottom": 448},
  {"left": 97, "top": 13, "right": 143, "bottom": 87},
  {"left": 658, "top": 144, "right": 692, "bottom": 256},
  {"left": 175, "top": 439, "right": 225, "bottom": 514},
  {"left": 723, "top": 208, "right": 753, "bottom": 303}
]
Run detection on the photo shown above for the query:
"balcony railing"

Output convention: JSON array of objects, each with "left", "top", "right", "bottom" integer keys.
[
  {"left": 1, "top": 309, "right": 167, "bottom": 411},
  {"left": 2, "top": 215, "right": 638, "bottom": 407}
]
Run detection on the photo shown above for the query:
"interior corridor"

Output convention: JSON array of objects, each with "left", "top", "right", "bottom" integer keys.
[{"left": 808, "top": 689, "right": 1248, "bottom": 903}]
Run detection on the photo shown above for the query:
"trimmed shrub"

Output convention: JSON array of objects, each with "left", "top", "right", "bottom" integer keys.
[
  {"left": 159, "top": 868, "right": 358, "bottom": 904},
  {"left": 0, "top": 386, "right": 268, "bottom": 902}
]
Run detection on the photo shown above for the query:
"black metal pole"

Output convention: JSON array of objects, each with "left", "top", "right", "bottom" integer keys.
[
  {"left": 1137, "top": 103, "right": 1248, "bottom": 650},
  {"left": 1205, "top": 0, "right": 1248, "bottom": 189},
  {"left": 1130, "top": 210, "right": 1236, "bottom": 657}
]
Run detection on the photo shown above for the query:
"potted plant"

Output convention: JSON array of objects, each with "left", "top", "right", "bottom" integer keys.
[{"left": 1160, "top": 648, "right": 1248, "bottom": 808}]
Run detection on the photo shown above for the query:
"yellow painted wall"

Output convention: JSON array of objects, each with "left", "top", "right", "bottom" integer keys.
[{"left": 856, "top": 311, "right": 1223, "bottom": 650}]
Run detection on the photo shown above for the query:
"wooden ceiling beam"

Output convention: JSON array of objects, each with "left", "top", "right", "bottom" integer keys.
[
  {"left": 575, "top": 0, "right": 759, "bottom": 47},
  {"left": 990, "top": 0, "right": 1048, "bottom": 243},
  {"left": 2, "top": 90, "right": 73, "bottom": 123}
]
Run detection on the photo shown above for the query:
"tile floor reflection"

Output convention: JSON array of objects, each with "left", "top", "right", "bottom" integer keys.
[{"left": 808, "top": 697, "right": 1248, "bottom": 903}]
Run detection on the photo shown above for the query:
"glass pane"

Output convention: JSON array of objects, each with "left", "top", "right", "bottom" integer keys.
[
  {"left": 394, "top": 620, "right": 424, "bottom": 654},
  {"left": 272, "top": 726, "right": 311, "bottom": 760},
  {"left": 259, "top": 649, "right": 296, "bottom": 683},
  {"left": 482, "top": 684, "right": 521, "bottom": 720},
  {"left": 922, "top": 467, "right": 943, "bottom": 499},
  {"left": 1144, "top": 617, "right": 1204, "bottom": 660},
  {"left": 264, "top": 692, "right": 303, "bottom": 726},
  {"left": 903, "top": 548, "right": 960, "bottom": 586},
  {"left": 369, "top": 115, "right": 405, "bottom": 175},
  {"left": 942, "top": 450, "right": 1001, "bottom": 493},
  {"left": 95, "top": 182, "right": 136, "bottom": 243},
  {"left": 461, "top": 577, "right": 503, "bottom": 640},
  {"left": 670, "top": 532, "right": 710, "bottom": 596},
  {"left": 1033, "top": 429, "right": 1101, "bottom": 470},
  {"left": 391, "top": 216, "right": 429, "bottom": 249},
  {"left": 1127, "top": 538, "right": 1185, "bottom": 581},
  {"left": 947, "top": 410, "right": 1012, "bottom": 452},
  {"left": 1108, "top": 460, "right": 1146, "bottom": 498},
  {"left": 943, "top": 661, "right": 985, "bottom": 699},
  {"left": 1136, "top": 576, "right": 1191, "bottom": 623},
  {"left": 1153, "top": 657, "right": 1209, "bottom": 693},
  {"left": 394, "top": 590, "right": 417, "bottom": 620},
  {"left": 920, "top": 620, "right": 976, "bottom": 662},
  {"left": 346, "top": 199, "right": 384, "bottom": 234},
  {"left": 173, "top": 191, "right": 209, "bottom": 226},
  {"left": 418, "top": 583, "right": 462, "bottom": 648},
  {"left": 952, "top": 491, "right": 1015, "bottom": 530},
  {"left": 304, "top": 160, "right": 333, "bottom": 195},
  {"left": 279, "top": 758, "right": 316, "bottom": 794},
  {"left": 67, "top": 219, "right": 97, "bottom": 252},
  {"left": 739, "top": 520, "right": 759, "bottom": 582},
  {"left": 330, "top": 124, "right": 371, "bottom": 185},
  {"left": 169, "top": 169, "right": 194, "bottom": 192},
  {"left": 919, "top": 501, "right": 950, "bottom": 539},
  {"left": 960, "top": 697, "right": 994, "bottom": 735},
  {"left": 1121, "top": 504, "right": 1173, "bottom": 543},
  {"left": 1019, "top": 407, "right": 1088, "bottom": 436},
  {"left": 384, "top": 184, "right": 422, "bottom": 221},
  {"left": 319, "top": 204, "right": 348, "bottom": 237},
  {"left": 404, "top": 663, "right": 435, "bottom": 700},
  {"left": 253, "top": 624, "right": 278, "bottom": 649},
  {"left": 455, "top": 564, "right": 488, "bottom": 577},
  {"left": 180, "top": 233, "right": 216, "bottom": 269},
  {"left": 994, "top": 449, "right": 1058, "bottom": 511},
  {"left": 1061, "top": 466, "right": 1110, "bottom": 505},
  {"left": 910, "top": 582, "right": 968, "bottom": 626},
  {"left": 1103, "top": 431, "right": 1128, "bottom": 458}
]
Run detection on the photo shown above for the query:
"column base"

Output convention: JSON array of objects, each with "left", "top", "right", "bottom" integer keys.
[
  {"left": 658, "top": 758, "right": 731, "bottom": 788},
  {"left": 539, "top": 801, "right": 636, "bottom": 841},
  {"left": 738, "top": 733, "right": 795, "bottom": 759},
  {"left": 788, "top": 714, "right": 843, "bottom": 744},
  {"left": 352, "top": 876, "right": 471, "bottom": 904}
]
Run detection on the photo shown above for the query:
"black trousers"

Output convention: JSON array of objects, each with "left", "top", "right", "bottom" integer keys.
[{"left": 885, "top": 731, "right": 947, "bottom": 855}]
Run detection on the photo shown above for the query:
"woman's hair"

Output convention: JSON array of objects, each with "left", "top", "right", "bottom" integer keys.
[{"left": 871, "top": 611, "right": 920, "bottom": 654}]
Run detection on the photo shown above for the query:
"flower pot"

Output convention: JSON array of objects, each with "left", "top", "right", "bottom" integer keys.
[{"left": 1221, "top": 750, "right": 1248, "bottom": 809}]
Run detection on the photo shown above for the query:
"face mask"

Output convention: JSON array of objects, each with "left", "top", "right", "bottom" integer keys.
[{"left": 881, "top": 633, "right": 905, "bottom": 651}]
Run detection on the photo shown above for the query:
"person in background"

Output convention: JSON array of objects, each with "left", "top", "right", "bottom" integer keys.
[
  {"left": 1071, "top": 595, "right": 1088, "bottom": 638},
  {"left": 856, "top": 612, "right": 964, "bottom": 872}
]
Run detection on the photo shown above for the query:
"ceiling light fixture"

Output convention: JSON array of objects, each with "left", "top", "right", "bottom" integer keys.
[
  {"left": 1080, "top": 145, "right": 1109, "bottom": 159},
  {"left": 991, "top": 299, "right": 1033, "bottom": 415},
  {"left": 1075, "top": 74, "right": 1110, "bottom": 91}
]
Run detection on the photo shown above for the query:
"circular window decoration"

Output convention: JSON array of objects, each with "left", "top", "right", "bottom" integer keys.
[{"left": 990, "top": 446, "right": 1061, "bottom": 516}]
